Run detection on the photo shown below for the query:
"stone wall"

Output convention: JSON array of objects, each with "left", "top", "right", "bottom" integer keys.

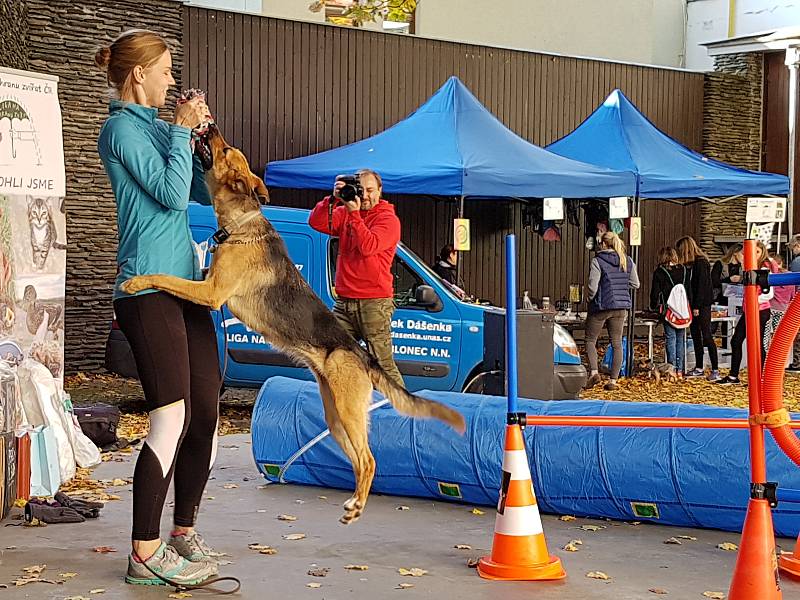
[
  {"left": 25, "top": 0, "right": 184, "bottom": 372},
  {"left": 700, "top": 53, "right": 764, "bottom": 259},
  {"left": 0, "top": 0, "right": 29, "bottom": 70}
]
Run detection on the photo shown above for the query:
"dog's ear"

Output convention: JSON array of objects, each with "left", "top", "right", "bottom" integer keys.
[
  {"left": 252, "top": 175, "right": 270, "bottom": 204},
  {"left": 224, "top": 168, "right": 250, "bottom": 195}
]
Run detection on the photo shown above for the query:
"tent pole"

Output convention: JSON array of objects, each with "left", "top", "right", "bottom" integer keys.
[
  {"left": 626, "top": 195, "right": 640, "bottom": 378},
  {"left": 457, "top": 195, "right": 465, "bottom": 285},
  {"left": 787, "top": 47, "right": 799, "bottom": 242}
]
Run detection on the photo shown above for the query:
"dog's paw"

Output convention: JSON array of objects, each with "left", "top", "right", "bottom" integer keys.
[{"left": 121, "top": 276, "right": 151, "bottom": 294}]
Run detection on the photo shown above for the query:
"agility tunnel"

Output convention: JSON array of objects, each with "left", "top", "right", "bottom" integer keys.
[{"left": 251, "top": 376, "right": 800, "bottom": 537}]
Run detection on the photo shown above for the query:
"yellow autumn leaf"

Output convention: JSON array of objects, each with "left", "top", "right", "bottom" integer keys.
[
  {"left": 563, "top": 539, "right": 583, "bottom": 552},
  {"left": 648, "top": 588, "right": 668, "bottom": 595},
  {"left": 398, "top": 568, "right": 428, "bottom": 577},
  {"left": 13, "top": 498, "right": 27, "bottom": 508},
  {"left": 470, "top": 508, "right": 485, "bottom": 515},
  {"left": 580, "top": 525, "right": 606, "bottom": 532},
  {"left": 396, "top": 583, "right": 414, "bottom": 589},
  {"left": 702, "top": 592, "right": 725, "bottom": 599},
  {"left": 663, "top": 537, "right": 682, "bottom": 545},
  {"left": 559, "top": 515, "right": 577, "bottom": 521},
  {"left": 59, "top": 572, "right": 78, "bottom": 579},
  {"left": 676, "top": 535, "right": 697, "bottom": 541},
  {"left": 306, "top": 582, "right": 322, "bottom": 588},
  {"left": 344, "top": 564, "right": 369, "bottom": 571},
  {"left": 586, "top": 571, "right": 610, "bottom": 580},
  {"left": 90, "top": 589, "right": 105, "bottom": 594},
  {"left": 717, "top": 542, "right": 738, "bottom": 552},
  {"left": 282, "top": 533, "right": 306, "bottom": 541},
  {"left": 169, "top": 593, "right": 194, "bottom": 599},
  {"left": 223, "top": 483, "right": 238, "bottom": 489},
  {"left": 277, "top": 514, "right": 298, "bottom": 521},
  {"left": 22, "top": 565, "right": 46, "bottom": 574}
]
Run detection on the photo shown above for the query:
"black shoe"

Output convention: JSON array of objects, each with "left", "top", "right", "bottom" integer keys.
[{"left": 715, "top": 376, "right": 741, "bottom": 385}]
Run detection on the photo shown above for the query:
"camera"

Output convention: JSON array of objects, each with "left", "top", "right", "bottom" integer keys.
[{"left": 336, "top": 175, "right": 363, "bottom": 203}]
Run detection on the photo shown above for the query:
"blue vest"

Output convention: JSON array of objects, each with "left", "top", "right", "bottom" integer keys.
[{"left": 590, "top": 251, "right": 632, "bottom": 312}]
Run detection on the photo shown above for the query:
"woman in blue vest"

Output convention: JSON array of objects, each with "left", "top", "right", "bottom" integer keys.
[{"left": 585, "top": 231, "right": 640, "bottom": 390}]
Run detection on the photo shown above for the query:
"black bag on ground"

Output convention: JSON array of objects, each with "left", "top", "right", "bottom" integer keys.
[{"left": 74, "top": 404, "right": 120, "bottom": 448}]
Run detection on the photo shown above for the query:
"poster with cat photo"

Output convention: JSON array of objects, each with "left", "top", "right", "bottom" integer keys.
[{"left": 0, "top": 67, "right": 66, "bottom": 392}]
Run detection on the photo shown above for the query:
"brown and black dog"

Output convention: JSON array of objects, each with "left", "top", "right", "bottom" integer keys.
[{"left": 121, "top": 128, "right": 465, "bottom": 524}]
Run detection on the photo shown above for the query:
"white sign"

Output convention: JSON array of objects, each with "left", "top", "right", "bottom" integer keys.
[
  {"left": 746, "top": 197, "right": 786, "bottom": 223},
  {"left": 609, "top": 196, "right": 629, "bottom": 219},
  {"left": 0, "top": 67, "right": 65, "bottom": 197},
  {"left": 454, "top": 218, "right": 470, "bottom": 251},
  {"left": 629, "top": 217, "right": 642, "bottom": 246},
  {"left": 748, "top": 222, "right": 775, "bottom": 248},
  {"left": 543, "top": 197, "right": 564, "bottom": 220}
]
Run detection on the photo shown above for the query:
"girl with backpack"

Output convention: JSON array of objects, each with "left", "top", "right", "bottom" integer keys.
[
  {"left": 716, "top": 241, "right": 775, "bottom": 386},
  {"left": 676, "top": 236, "right": 720, "bottom": 381},
  {"left": 650, "top": 247, "right": 691, "bottom": 378},
  {"left": 585, "top": 231, "right": 640, "bottom": 391}
]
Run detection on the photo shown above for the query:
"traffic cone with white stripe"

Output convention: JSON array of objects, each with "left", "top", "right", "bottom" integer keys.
[{"left": 478, "top": 424, "right": 565, "bottom": 581}]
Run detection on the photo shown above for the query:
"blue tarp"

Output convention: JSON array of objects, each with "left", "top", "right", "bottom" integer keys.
[
  {"left": 547, "top": 89, "right": 790, "bottom": 198},
  {"left": 252, "top": 377, "right": 800, "bottom": 537},
  {"left": 264, "top": 77, "right": 636, "bottom": 198}
]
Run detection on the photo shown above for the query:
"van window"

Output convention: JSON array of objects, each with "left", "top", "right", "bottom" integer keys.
[{"left": 327, "top": 239, "right": 428, "bottom": 309}]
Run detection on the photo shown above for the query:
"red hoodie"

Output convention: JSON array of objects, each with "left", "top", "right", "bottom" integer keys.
[{"left": 309, "top": 197, "right": 401, "bottom": 299}]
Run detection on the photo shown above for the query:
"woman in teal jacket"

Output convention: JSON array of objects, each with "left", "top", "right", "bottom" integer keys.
[{"left": 96, "top": 30, "right": 221, "bottom": 587}]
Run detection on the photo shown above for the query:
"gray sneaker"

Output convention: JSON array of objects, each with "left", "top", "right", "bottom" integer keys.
[
  {"left": 126, "top": 542, "right": 217, "bottom": 586},
  {"left": 169, "top": 531, "right": 225, "bottom": 564}
]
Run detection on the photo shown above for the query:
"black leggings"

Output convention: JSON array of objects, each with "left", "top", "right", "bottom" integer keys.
[
  {"left": 114, "top": 292, "right": 221, "bottom": 541},
  {"left": 690, "top": 305, "right": 718, "bottom": 371},
  {"left": 729, "top": 308, "right": 770, "bottom": 378}
]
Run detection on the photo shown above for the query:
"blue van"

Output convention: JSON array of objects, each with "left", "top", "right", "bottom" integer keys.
[{"left": 106, "top": 202, "right": 586, "bottom": 396}]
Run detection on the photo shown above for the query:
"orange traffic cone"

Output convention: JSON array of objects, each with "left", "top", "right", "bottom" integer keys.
[
  {"left": 779, "top": 532, "right": 800, "bottom": 579},
  {"left": 477, "top": 424, "right": 565, "bottom": 581},
  {"left": 728, "top": 498, "right": 782, "bottom": 599}
]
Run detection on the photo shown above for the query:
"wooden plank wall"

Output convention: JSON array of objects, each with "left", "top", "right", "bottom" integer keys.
[{"left": 183, "top": 7, "right": 704, "bottom": 306}]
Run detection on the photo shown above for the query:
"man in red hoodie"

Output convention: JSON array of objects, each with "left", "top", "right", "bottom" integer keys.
[{"left": 308, "top": 170, "right": 404, "bottom": 387}]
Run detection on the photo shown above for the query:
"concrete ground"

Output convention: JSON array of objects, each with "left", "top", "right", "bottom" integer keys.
[{"left": 1, "top": 434, "right": 799, "bottom": 600}]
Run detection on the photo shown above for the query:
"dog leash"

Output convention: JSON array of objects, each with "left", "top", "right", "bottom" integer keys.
[{"left": 132, "top": 547, "right": 241, "bottom": 595}]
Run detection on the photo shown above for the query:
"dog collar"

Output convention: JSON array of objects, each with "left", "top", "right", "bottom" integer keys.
[{"left": 212, "top": 210, "right": 262, "bottom": 245}]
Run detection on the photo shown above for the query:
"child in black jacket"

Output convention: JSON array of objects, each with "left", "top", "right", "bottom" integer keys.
[{"left": 650, "top": 246, "right": 690, "bottom": 376}]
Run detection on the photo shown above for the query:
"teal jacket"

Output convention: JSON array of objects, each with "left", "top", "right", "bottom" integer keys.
[{"left": 98, "top": 100, "right": 211, "bottom": 300}]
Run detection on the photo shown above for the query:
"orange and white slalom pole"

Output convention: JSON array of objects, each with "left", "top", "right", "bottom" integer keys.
[{"left": 477, "top": 421, "right": 565, "bottom": 581}]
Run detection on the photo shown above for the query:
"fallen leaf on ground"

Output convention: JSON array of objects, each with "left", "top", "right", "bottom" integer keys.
[
  {"left": 110, "top": 478, "right": 129, "bottom": 486},
  {"left": 717, "top": 543, "right": 738, "bottom": 552},
  {"left": 396, "top": 583, "right": 414, "bottom": 589},
  {"left": 308, "top": 568, "right": 329, "bottom": 577},
  {"left": 247, "top": 543, "right": 277, "bottom": 555},
  {"left": 13, "top": 498, "right": 26, "bottom": 508},
  {"left": 466, "top": 558, "right": 479, "bottom": 568},
  {"left": 454, "top": 544, "right": 472, "bottom": 550},
  {"left": 398, "top": 568, "right": 428, "bottom": 577},
  {"left": 257, "top": 484, "right": 269, "bottom": 490},
  {"left": 586, "top": 571, "right": 610, "bottom": 580},
  {"left": 318, "top": 495, "right": 327, "bottom": 500},
  {"left": 703, "top": 593, "right": 725, "bottom": 599},
  {"left": 627, "top": 521, "right": 642, "bottom": 526},
  {"left": 306, "top": 582, "right": 322, "bottom": 589},
  {"left": 559, "top": 515, "right": 577, "bottom": 521},
  {"left": 649, "top": 588, "right": 668, "bottom": 595},
  {"left": 22, "top": 565, "right": 46, "bottom": 575},
  {"left": 222, "top": 483, "right": 238, "bottom": 489},
  {"left": 396, "top": 505, "right": 410, "bottom": 511},
  {"left": 64, "top": 597, "right": 90, "bottom": 600},
  {"left": 92, "top": 546, "right": 116, "bottom": 553},
  {"left": 257, "top": 509, "right": 267, "bottom": 513},
  {"left": 676, "top": 535, "right": 697, "bottom": 541},
  {"left": 277, "top": 514, "right": 297, "bottom": 521},
  {"left": 282, "top": 533, "right": 306, "bottom": 541},
  {"left": 663, "top": 537, "right": 682, "bottom": 545},
  {"left": 169, "top": 593, "right": 193, "bottom": 599},
  {"left": 206, "top": 496, "right": 215, "bottom": 500},
  {"left": 344, "top": 564, "right": 369, "bottom": 571},
  {"left": 580, "top": 525, "right": 606, "bottom": 532},
  {"left": 59, "top": 572, "right": 78, "bottom": 579},
  {"left": 563, "top": 539, "right": 583, "bottom": 552},
  {"left": 470, "top": 508, "right": 485, "bottom": 515},
  {"left": 295, "top": 499, "right": 305, "bottom": 504},
  {"left": 90, "top": 589, "right": 105, "bottom": 594}
]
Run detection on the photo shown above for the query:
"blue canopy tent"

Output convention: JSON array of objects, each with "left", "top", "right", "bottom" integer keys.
[
  {"left": 264, "top": 76, "right": 636, "bottom": 199},
  {"left": 547, "top": 89, "right": 790, "bottom": 373},
  {"left": 546, "top": 88, "right": 789, "bottom": 199}
]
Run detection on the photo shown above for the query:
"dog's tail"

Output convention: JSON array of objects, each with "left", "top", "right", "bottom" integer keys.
[{"left": 365, "top": 356, "right": 465, "bottom": 434}]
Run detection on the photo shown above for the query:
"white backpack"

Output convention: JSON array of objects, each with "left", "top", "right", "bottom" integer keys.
[{"left": 661, "top": 267, "right": 693, "bottom": 329}]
